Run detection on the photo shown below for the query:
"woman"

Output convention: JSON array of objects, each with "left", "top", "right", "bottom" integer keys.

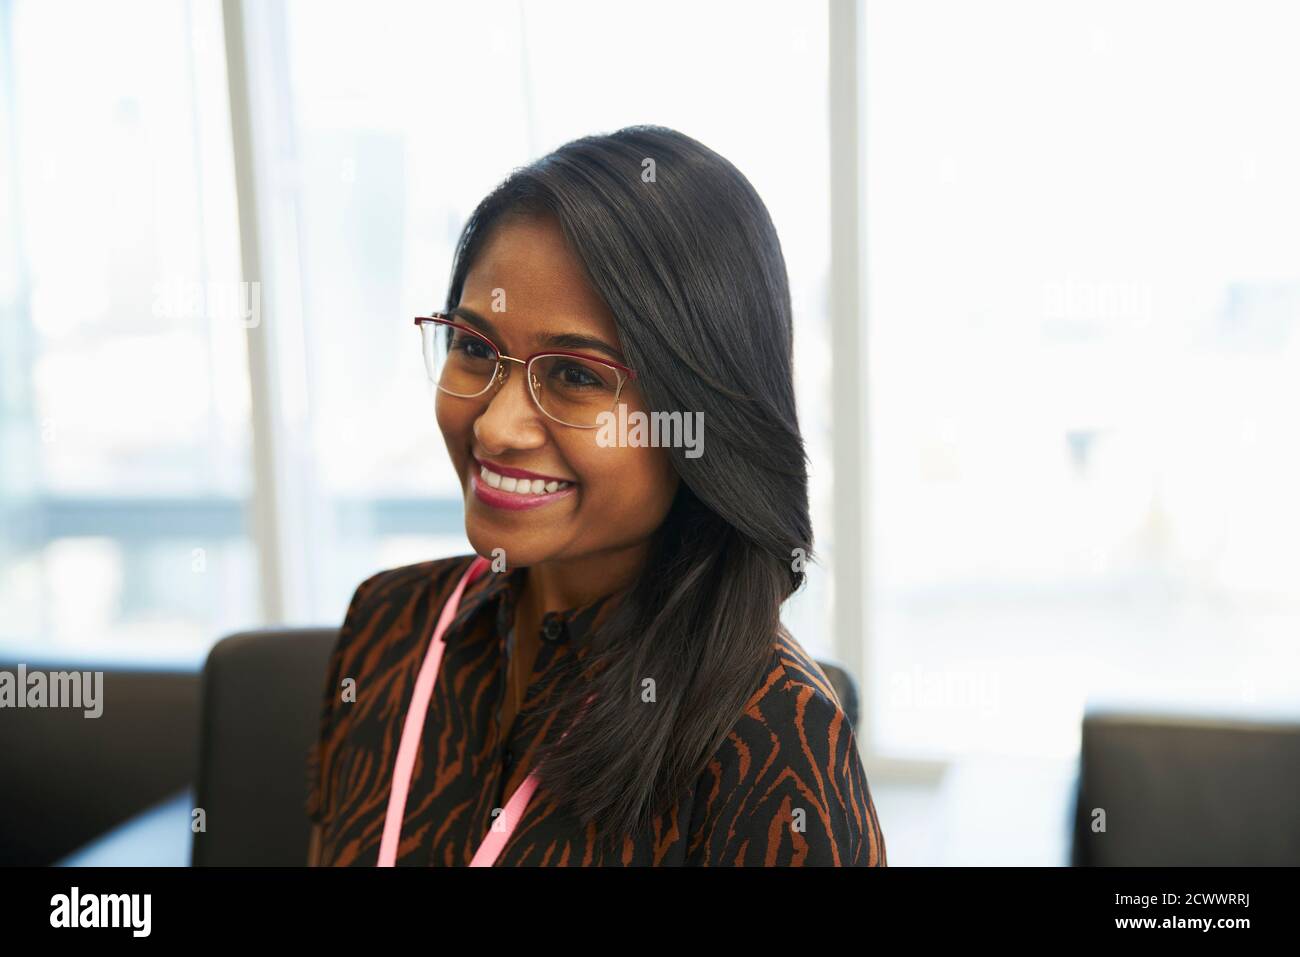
[{"left": 306, "top": 125, "right": 886, "bottom": 866}]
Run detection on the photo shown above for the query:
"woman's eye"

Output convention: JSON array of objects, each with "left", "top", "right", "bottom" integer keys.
[
  {"left": 552, "top": 362, "right": 607, "bottom": 389},
  {"left": 452, "top": 335, "right": 494, "bottom": 360}
]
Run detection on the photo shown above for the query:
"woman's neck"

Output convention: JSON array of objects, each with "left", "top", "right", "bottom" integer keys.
[{"left": 517, "top": 542, "right": 648, "bottom": 619}]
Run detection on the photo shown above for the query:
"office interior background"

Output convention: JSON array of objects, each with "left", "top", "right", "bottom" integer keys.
[{"left": 2, "top": 0, "right": 1298, "bottom": 865}]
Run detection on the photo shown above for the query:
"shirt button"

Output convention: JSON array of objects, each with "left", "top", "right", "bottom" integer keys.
[{"left": 541, "top": 615, "right": 566, "bottom": 643}]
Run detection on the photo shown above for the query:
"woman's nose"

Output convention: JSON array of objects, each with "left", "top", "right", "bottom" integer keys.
[{"left": 472, "top": 360, "right": 547, "bottom": 452}]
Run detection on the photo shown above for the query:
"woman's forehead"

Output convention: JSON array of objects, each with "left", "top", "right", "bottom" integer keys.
[{"left": 460, "top": 216, "right": 622, "bottom": 346}]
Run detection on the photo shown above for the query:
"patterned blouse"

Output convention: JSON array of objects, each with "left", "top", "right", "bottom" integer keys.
[{"left": 306, "top": 554, "right": 887, "bottom": 866}]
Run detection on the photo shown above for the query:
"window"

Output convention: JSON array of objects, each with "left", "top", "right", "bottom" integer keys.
[
  {"left": 0, "top": 0, "right": 256, "bottom": 666},
  {"left": 864, "top": 0, "right": 1300, "bottom": 759}
]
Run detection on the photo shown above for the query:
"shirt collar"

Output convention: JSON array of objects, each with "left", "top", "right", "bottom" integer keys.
[{"left": 441, "top": 557, "right": 624, "bottom": 651}]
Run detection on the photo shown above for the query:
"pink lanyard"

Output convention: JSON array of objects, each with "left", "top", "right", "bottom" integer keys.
[{"left": 377, "top": 556, "right": 578, "bottom": 867}]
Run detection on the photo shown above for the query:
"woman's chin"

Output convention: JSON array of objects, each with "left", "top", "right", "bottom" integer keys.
[{"left": 464, "top": 526, "right": 552, "bottom": 569}]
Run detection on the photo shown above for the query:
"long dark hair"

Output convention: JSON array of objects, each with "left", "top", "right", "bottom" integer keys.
[{"left": 444, "top": 125, "right": 812, "bottom": 844}]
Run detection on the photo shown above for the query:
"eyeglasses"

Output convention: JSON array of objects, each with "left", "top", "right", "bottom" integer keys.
[{"left": 413, "top": 312, "right": 637, "bottom": 429}]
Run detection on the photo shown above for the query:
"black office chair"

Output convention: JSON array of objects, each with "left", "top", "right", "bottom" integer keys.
[
  {"left": 191, "top": 628, "right": 337, "bottom": 866},
  {"left": 193, "top": 627, "right": 861, "bottom": 866},
  {"left": 1071, "top": 710, "right": 1300, "bottom": 866},
  {"left": 0, "top": 664, "right": 199, "bottom": 865}
]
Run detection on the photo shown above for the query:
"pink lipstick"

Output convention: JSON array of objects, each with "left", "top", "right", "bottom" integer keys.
[{"left": 470, "top": 459, "right": 578, "bottom": 511}]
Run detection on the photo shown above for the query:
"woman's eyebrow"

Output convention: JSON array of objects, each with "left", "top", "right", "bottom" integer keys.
[
  {"left": 542, "top": 332, "right": 625, "bottom": 363},
  {"left": 449, "top": 306, "right": 498, "bottom": 338},
  {"left": 453, "top": 305, "right": 625, "bottom": 363}
]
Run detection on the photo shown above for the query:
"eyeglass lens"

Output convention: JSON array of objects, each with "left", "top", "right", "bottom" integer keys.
[{"left": 421, "top": 321, "right": 623, "bottom": 428}]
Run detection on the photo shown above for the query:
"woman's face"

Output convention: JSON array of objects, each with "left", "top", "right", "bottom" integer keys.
[{"left": 437, "top": 213, "right": 679, "bottom": 572}]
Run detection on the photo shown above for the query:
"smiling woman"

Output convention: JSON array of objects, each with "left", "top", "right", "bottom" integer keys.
[{"left": 305, "top": 125, "right": 886, "bottom": 866}]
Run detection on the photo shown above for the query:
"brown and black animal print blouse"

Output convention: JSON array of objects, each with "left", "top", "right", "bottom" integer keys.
[{"left": 305, "top": 554, "right": 887, "bottom": 866}]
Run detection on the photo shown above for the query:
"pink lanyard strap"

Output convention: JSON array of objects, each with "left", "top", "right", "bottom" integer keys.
[
  {"left": 378, "top": 556, "right": 489, "bottom": 866},
  {"left": 377, "top": 556, "right": 589, "bottom": 867}
]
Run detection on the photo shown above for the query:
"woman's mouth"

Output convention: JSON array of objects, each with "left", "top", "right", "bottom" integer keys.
[{"left": 470, "top": 460, "right": 578, "bottom": 511}]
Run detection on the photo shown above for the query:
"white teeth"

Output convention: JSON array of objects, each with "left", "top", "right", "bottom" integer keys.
[{"left": 479, "top": 465, "right": 573, "bottom": 496}]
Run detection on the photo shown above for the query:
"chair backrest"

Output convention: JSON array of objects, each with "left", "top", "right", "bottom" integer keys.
[
  {"left": 815, "top": 660, "right": 860, "bottom": 733},
  {"left": 191, "top": 628, "right": 336, "bottom": 866},
  {"left": 193, "top": 627, "right": 861, "bottom": 866},
  {"left": 1072, "top": 710, "right": 1300, "bottom": 866},
  {"left": 0, "top": 663, "right": 198, "bottom": 865}
]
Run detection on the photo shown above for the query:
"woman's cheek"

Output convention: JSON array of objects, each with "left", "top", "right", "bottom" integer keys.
[
  {"left": 435, "top": 399, "right": 469, "bottom": 473},
  {"left": 585, "top": 447, "right": 677, "bottom": 533},
  {"left": 434, "top": 394, "right": 452, "bottom": 441}
]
